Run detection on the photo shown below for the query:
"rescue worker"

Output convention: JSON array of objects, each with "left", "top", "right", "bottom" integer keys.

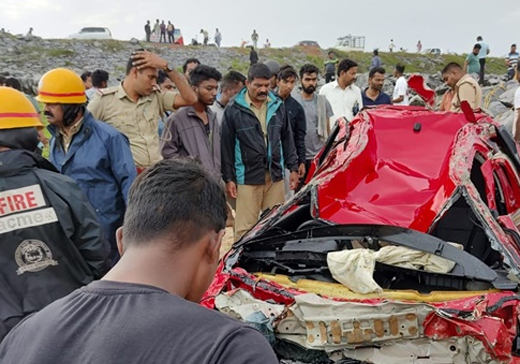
[
  {"left": 0, "top": 86, "right": 109, "bottom": 340},
  {"left": 36, "top": 68, "right": 137, "bottom": 262}
]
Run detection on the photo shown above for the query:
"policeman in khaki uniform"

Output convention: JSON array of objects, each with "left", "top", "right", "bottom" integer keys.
[{"left": 88, "top": 49, "right": 197, "bottom": 171}]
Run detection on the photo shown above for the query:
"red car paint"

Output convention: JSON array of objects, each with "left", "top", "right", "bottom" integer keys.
[{"left": 205, "top": 107, "right": 520, "bottom": 363}]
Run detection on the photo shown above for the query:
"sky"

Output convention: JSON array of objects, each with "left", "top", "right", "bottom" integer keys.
[{"left": 1, "top": 0, "right": 519, "bottom": 56}]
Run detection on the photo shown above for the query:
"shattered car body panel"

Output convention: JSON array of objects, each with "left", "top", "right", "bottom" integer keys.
[{"left": 204, "top": 107, "right": 520, "bottom": 363}]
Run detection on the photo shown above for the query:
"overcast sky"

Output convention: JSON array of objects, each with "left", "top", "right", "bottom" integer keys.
[{"left": 1, "top": 0, "right": 519, "bottom": 56}]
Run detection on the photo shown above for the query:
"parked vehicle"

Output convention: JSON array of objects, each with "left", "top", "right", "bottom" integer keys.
[
  {"left": 296, "top": 40, "right": 321, "bottom": 48},
  {"left": 204, "top": 106, "right": 520, "bottom": 364},
  {"left": 423, "top": 48, "right": 442, "bottom": 55},
  {"left": 68, "top": 27, "right": 112, "bottom": 40}
]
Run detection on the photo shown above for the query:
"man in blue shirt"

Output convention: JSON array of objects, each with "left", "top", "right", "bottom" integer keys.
[
  {"left": 476, "top": 36, "right": 490, "bottom": 85},
  {"left": 370, "top": 49, "right": 382, "bottom": 71},
  {"left": 37, "top": 68, "right": 137, "bottom": 263},
  {"left": 362, "top": 67, "right": 392, "bottom": 106},
  {"left": 464, "top": 44, "right": 481, "bottom": 80}
]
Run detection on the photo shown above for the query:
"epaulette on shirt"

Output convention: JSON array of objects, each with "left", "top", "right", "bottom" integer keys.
[{"left": 96, "top": 87, "right": 118, "bottom": 97}]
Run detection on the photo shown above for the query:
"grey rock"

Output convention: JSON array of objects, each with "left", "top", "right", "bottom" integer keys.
[
  {"left": 487, "top": 101, "right": 509, "bottom": 117},
  {"left": 499, "top": 87, "right": 517, "bottom": 107},
  {"left": 129, "top": 38, "right": 140, "bottom": 45}
]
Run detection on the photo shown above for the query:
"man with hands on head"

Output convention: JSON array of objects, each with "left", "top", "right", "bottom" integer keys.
[{"left": 88, "top": 49, "right": 197, "bottom": 172}]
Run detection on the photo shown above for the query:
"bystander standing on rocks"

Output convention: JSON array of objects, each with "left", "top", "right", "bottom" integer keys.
[
  {"left": 370, "top": 49, "right": 382, "bottom": 71},
  {"left": 323, "top": 51, "right": 338, "bottom": 83},
  {"left": 463, "top": 44, "right": 481, "bottom": 81},
  {"left": 512, "top": 63, "right": 520, "bottom": 141},
  {"left": 476, "top": 36, "right": 490, "bottom": 85},
  {"left": 392, "top": 64, "right": 409, "bottom": 106},
  {"left": 214, "top": 28, "right": 222, "bottom": 47},
  {"left": 506, "top": 44, "right": 519, "bottom": 81},
  {"left": 251, "top": 30, "right": 259, "bottom": 49},
  {"left": 249, "top": 46, "right": 258, "bottom": 66},
  {"left": 144, "top": 21, "right": 151, "bottom": 43},
  {"left": 153, "top": 19, "right": 160, "bottom": 40}
]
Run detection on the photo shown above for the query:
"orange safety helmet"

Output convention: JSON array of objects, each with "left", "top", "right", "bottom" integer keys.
[
  {"left": 36, "top": 68, "right": 87, "bottom": 104},
  {"left": 0, "top": 86, "right": 43, "bottom": 130}
]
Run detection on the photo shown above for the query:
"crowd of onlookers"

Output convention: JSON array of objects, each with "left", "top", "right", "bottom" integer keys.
[{"left": 0, "top": 35, "right": 518, "bottom": 362}]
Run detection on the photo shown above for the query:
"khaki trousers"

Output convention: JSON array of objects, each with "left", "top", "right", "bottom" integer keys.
[{"left": 235, "top": 172, "right": 284, "bottom": 241}]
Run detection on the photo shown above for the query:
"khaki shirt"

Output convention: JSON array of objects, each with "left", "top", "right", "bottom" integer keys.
[
  {"left": 244, "top": 91, "right": 269, "bottom": 141},
  {"left": 88, "top": 83, "right": 177, "bottom": 168},
  {"left": 59, "top": 118, "right": 83, "bottom": 153},
  {"left": 451, "top": 74, "right": 482, "bottom": 113}
]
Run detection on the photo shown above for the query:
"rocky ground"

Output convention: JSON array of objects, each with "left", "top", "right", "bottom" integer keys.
[{"left": 1, "top": 33, "right": 517, "bottom": 134}]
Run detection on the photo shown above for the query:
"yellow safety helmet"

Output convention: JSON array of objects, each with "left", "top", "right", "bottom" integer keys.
[
  {"left": 0, "top": 86, "right": 43, "bottom": 130},
  {"left": 36, "top": 68, "right": 87, "bottom": 104}
]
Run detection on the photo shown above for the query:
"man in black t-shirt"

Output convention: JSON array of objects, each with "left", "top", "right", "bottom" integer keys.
[{"left": 0, "top": 159, "right": 279, "bottom": 364}]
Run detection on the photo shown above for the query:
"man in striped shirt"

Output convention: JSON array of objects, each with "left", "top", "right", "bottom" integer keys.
[{"left": 506, "top": 44, "right": 519, "bottom": 81}]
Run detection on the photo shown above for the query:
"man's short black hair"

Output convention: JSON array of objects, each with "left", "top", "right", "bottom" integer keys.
[
  {"left": 91, "top": 69, "right": 109, "bottom": 88},
  {"left": 337, "top": 59, "right": 358, "bottom": 77},
  {"left": 123, "top": 159, "right": 227, "bottom": 249},
  {"left": 126, "top": 49, "right": 146, "bottom": 75},
  {"left": 4, "top": 77, "right": 21, "bottom": 91},
  {"left": 441, "top": 62, "right": 462, "bottom": 74},
  {"left": 369, "top": 67, "right": 385, "bottom": 78},
  {"left": 157, "top": 70, "right": 168, "bottom": 85},
  {"left": 373, "top": 49, "right": 379, "bottom": 56},
  {"left": 189, "top": 65, "right": 222, "bottom": 87},
  {"left": 473, "top": 43, "right": 482, "bottom": 50},
  {"left": 277, "top": 65, "right": 298, "bottom": 81},
  {"left": 513, "top": 44, "right": 517, "bottom": 48},
  {"left": 247, "top": 63, "right": 271, "bottom": 82},
  {"left": 220, "top": 70, "right": 246, "bottom": 91},
  {"left": 80, "top": 71, "right": 92, "bottom": 82},
  {"left": 395, "top": 64, "right": 405, "bottom": 74},
  {"left": 477, "top": 36, "right": 483, "bottom": 41},
  {"left": 299, "top": 64, "right": 320, "bottom": 78},
  {"left": 182, "top": 58, "right": 201, "bottom": 74}
]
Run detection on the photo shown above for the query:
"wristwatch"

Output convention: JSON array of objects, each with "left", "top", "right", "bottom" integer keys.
[{"left": 164, "top": 62, "right": 172, "bottom": 72}]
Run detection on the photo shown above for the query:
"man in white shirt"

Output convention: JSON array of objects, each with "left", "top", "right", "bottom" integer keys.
[
  {"left": 319, "top": 58, "right": 362, "bottom": 128},
  {"left": 392, "top": 64, "right": 409, "bottom": 105},
  {"left": 514, "top": 63, "right": 520, "bottom": 142}
]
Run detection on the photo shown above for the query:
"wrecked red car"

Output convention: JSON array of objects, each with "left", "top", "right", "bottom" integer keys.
[{"left": 203, "top": 106, "right": 520, "bottom": 364}]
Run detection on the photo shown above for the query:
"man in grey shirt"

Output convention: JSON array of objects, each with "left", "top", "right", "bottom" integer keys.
[
  {"left": 161, "top": 65, "right": 222, "bottom": 177},
  {"left": 0, "top": 159, "right": 279, "bottom": 364},
  {"left": 294, "top": 64, "right": 333, "bottom": 184}
]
